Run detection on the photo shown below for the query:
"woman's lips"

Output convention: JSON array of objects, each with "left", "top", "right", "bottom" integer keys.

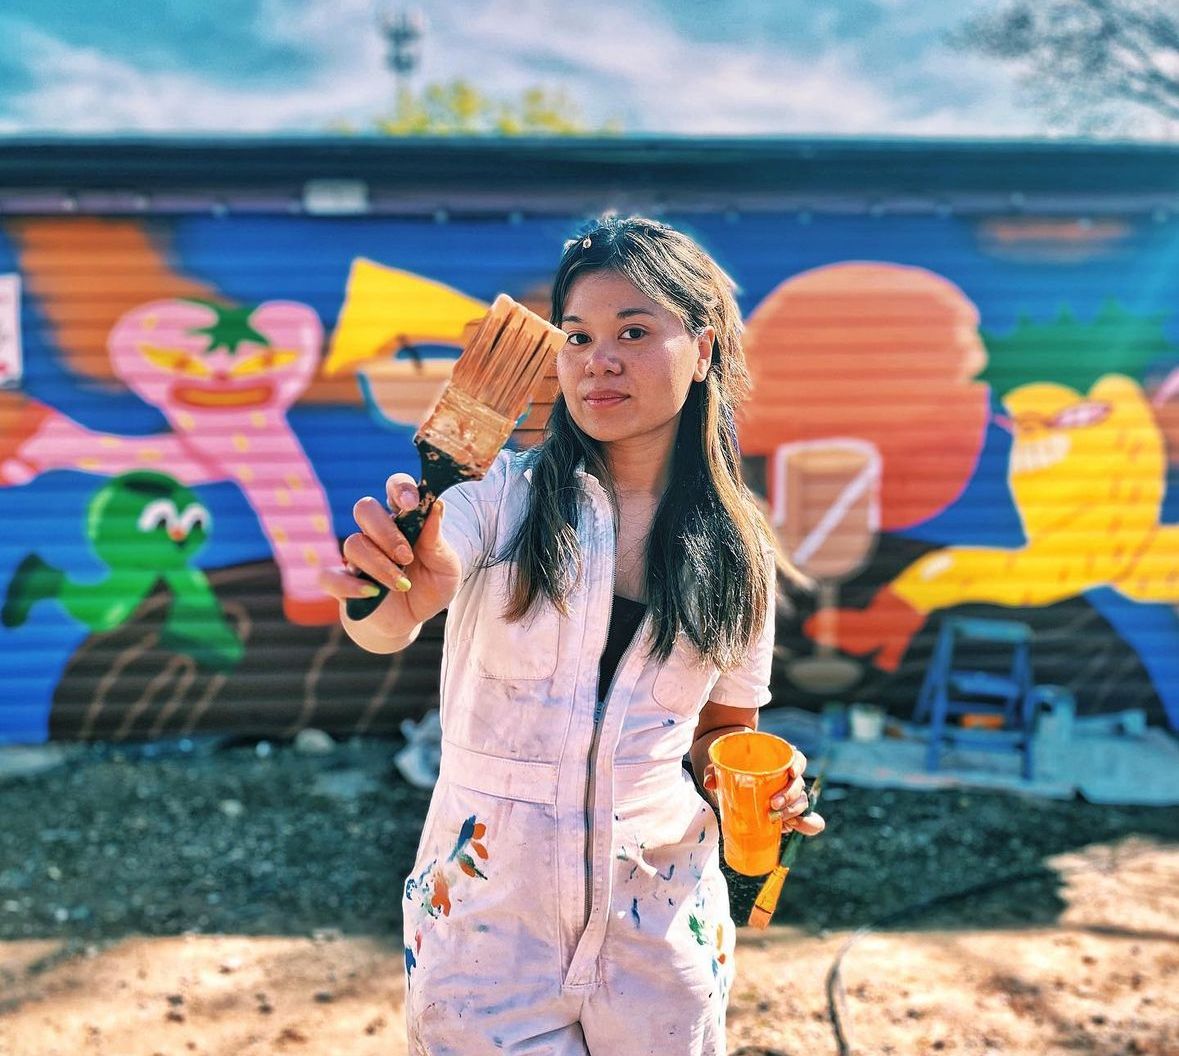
[{"left": 584, "top": 395, "right": 628, "bottom": 408}]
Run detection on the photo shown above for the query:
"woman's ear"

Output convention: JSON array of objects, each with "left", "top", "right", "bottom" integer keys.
[{"left": 694, "top": 325, "right": 715, "bottom": 381}]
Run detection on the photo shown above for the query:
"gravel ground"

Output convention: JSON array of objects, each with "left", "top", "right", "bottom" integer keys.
[
  {"left": 1, "top": 733, "right": 1177, "bottom": 1056},
  {"left": 1, "top": 732, "right": 1176, "bottom": 947}
]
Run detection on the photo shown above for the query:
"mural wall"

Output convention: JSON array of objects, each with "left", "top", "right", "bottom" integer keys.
[{"left": 0, "top": 207, "right": 1176, "bottom": 744}]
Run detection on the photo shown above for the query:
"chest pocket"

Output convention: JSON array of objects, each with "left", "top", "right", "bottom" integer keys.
[
  {"left": 651, "top": 630, "right": 715, "bottom": 718},
  {"left": 469, "top": 562, "right": 561, "bottom": 680}
]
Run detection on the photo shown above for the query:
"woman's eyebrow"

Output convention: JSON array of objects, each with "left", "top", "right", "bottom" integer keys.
[{"left": 561, "top": 307, "right": 656, "bottom": 323}]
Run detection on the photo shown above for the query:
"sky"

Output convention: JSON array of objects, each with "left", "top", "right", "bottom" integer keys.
[{"left": 0, "top": 0, "right": 1174, "bottom": 139}]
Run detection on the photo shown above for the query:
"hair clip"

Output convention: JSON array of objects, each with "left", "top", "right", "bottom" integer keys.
[{"left": 581, "top": 236, "right": 592, "bottom": 249}]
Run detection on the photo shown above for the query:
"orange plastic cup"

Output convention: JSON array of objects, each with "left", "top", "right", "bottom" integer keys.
[{"left": 708, "top": 730, "right": 796, "bottom": 876}]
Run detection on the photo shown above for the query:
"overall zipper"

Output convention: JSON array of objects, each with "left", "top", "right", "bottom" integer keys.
[{"left": 583, "top": 515, "right": 647, "bottom": 933}]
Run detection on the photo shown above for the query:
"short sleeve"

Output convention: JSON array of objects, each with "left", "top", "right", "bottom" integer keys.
[
  {"left": 705, "top": 548, "right": 776, "bottom": 709},
  {"left": 437, "top": 448, "right": 514, "bottom": 586}
]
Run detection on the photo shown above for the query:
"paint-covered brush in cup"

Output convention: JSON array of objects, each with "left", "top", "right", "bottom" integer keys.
[
  {"left": 746, "top": 773, "right": 824, "bottom": 930},
  {"left": 345, "top": 293, "right": 566, "bottom": 621}
]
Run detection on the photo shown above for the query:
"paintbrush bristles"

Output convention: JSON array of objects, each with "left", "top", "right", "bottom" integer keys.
[
  {"left": 747, "top": 866, "right": 789, "bottom": 930},
  {"left": 450, "top": 295, "right": 512, "bottom": 394},
  {"left": 411, "top": 293, "right": 566, "bottom": 478},
  {"left": 449, "top": 293, "right": 565, "bottom": 423}
]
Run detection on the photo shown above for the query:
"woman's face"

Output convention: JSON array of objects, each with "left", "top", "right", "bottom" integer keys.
[{"left": 556, "top": 270, "right": 713, "bottom": 446}]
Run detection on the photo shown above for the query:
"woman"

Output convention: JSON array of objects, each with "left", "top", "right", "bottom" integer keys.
[{"left": 320, "top": 214, "right": 825, "bottom": 1055}]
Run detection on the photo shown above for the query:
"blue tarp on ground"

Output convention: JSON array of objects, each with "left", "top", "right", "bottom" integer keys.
[{"left": 758, "top": 709, "right": 1179, "bottom": 806}]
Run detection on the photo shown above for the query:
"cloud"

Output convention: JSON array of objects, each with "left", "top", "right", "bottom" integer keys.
[
  {"left": 0, "top": 0, "right": 1108, "bottom": 138},
  {"left": 415, "top": 0, "right": 949, "bottom": 134},
  {"left": 0, "top": 15, "right": 388, "bottom": 132}
]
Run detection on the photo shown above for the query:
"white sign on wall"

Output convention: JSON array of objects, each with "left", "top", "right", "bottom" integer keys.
[{"left": 0, "top": 274, "right": 20, "bottom": 388}]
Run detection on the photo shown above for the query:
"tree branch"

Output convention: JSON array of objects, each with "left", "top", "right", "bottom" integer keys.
[{"left": 947, "top": 0, "right": 1179, "bottom": 131}]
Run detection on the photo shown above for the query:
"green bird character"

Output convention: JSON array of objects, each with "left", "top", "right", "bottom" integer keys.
[{"left": 2, "top": 471, "right": 243, "bottom": 672}]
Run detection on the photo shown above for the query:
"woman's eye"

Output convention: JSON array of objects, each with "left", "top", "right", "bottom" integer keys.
[{"left": 565, "top": 328, "right": 644, "bottom": 346}]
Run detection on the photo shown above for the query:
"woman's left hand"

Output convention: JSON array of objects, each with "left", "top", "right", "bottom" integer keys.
[
  {"left": 769, "top": 750, "right": 825, "bottom": 837},
  {"left": 701, "top": 750, "right": 826, "bottom": 838}
]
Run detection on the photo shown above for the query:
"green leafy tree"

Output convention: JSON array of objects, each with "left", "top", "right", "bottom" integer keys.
[
  {"left": 946, "top": 0, "right": 1179, "bottom": 138},
  {"left": 367, "top": 79, "right": 624, "bottom": 136}
]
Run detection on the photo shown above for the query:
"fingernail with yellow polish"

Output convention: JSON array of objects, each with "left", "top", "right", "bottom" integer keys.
[
  {"left": 394, "top": 576, "right": 412, "bottom": 592},
  {"left": 360, "top": 584, "right": 382, "bottom": 597}
]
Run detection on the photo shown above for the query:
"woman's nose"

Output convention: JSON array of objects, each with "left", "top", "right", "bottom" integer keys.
[{"left": 585, "top": 343, "right": 621, "bottom": 373}]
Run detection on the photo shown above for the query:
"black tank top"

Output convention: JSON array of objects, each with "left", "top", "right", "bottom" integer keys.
[{"left": 597, "top": 594, "right": 648, "bottom": 702}]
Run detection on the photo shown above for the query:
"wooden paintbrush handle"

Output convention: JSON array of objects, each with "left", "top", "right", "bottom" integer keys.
[{"left": 344, "top": 435, "right": 479, "bottom": 621}]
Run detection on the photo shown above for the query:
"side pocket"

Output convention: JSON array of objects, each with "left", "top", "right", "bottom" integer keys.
[{"left": 405, "top": 786, "right": 445, "bottom": 896}]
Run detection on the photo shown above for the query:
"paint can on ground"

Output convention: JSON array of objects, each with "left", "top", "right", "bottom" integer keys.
[{"left": 849, "top": 702, "right": 886, "bottom": 742}]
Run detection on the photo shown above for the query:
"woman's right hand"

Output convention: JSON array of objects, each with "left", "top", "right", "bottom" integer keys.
[{"left": 318, "top": 472, "right": 464, "bottom": 636}]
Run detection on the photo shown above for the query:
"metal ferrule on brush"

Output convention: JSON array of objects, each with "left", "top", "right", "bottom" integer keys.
[{"left": 417, "top": 386, "right": 517, "bottom": 476}]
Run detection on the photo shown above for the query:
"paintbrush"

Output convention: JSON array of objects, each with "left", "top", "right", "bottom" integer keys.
[
  {"left": 746, "top": 772, "right": 825, "bottom": 930},
  {"left": 345, "top": 293, "right": 566, "bottom": 621}
]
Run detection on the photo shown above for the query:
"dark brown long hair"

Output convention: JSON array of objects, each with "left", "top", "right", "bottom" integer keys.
[{"left": 491, "top": 213, "right": 806, "bottom": 671}]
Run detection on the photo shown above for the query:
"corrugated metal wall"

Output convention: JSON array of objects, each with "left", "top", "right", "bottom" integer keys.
[{"left": 1, "top": 140, "right": 1177, "bottom": 743}]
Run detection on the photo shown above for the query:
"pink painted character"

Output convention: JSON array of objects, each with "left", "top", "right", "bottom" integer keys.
[{"left": 2, "top": 297, "right": 339, "bottom": 625}]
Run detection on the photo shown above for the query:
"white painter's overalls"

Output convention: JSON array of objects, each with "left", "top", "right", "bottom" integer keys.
[{"left": 401, "top": 450, "right": 775, "bottom": 1055}]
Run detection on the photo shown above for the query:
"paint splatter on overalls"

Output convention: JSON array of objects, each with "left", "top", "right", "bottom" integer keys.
[{"left": 402, "top": 450, "right": 775, "bottom": 1055}]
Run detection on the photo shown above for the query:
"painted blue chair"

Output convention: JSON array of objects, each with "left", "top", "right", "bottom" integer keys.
[{"left": 914, "top": 616, "right": 1037, "bottom": 779}]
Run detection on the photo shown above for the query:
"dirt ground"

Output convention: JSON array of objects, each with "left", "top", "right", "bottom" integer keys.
[{"left": 0, "top": 837, "right": 1174, "bottom": 1056}]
